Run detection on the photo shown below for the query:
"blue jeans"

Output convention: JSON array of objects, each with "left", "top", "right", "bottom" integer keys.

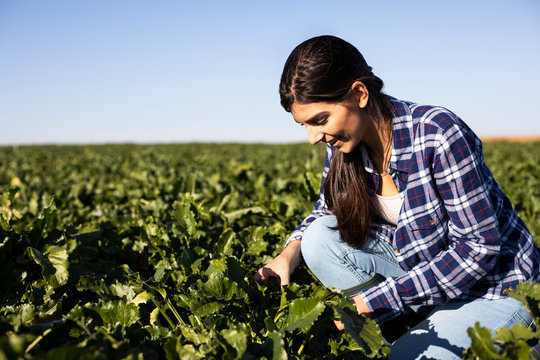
[{"left": 301, "top": 215, "right": 534, "bottom": 360}]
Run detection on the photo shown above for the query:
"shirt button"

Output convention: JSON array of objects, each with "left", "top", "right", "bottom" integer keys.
[
  {"left": 429, "top": 219, "right": 436, "bottom": 226},
  {"left": 394, "top": 248, "right": 400, "bottom": 254}
]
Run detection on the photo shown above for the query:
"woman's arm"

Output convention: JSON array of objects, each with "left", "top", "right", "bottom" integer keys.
[{"left": 358, "top": 121, "right": 504, "bottom": 323}]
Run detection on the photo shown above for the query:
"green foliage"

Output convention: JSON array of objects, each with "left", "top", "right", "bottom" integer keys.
[
  {"left": 482, "top": 142, "right": 540, "bottom": 247},
  {"left": 0, "top": 142, "right": 538, "bottom": 359},
  {"left": 463, "top": 282, "right": 540, "bottom": 359}
]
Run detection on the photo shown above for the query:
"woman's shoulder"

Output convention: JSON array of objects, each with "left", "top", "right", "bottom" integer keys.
[
  {"left": 388, "top": 95, "right": 462, "bottom": 129},
  {"left": 387, "top": 95, "right": 475, "bottom": 139},
  {"left": 387, "top": 95, "right": 482, "bottom": 159}
]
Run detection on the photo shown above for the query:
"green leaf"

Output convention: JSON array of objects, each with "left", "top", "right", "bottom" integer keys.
[
  {"left": 149, "top": 307, "right": 160, "bottom": 326},
  {"left": 28, "top": 246, "right": 44, "bottom": 265},
  {"left": 89, "top": 300, "right": 140, "bottom": 331},
  {"left": 302, "top": 171, "right": 321, "bottom": 201},
  {"left": 172, "top": 201, "right": 197, "bottom": 238},
  {"left": 43, "top": 346, "right": 87, "bottom": 360},
  {"left": 506, "top": 282, "right": 540, "bottom": 323},
  {"left": 198, "top": 273, "right": 247, "bottom": 301},
  {"left": 180, "top": 247, "right": 197, "bottom": 274},
  {"left": 175, "top": 344, "right": 204, "bottom": 360},
  {"left": 190, "top": 301, "right": 225, "bottom": 317},
  {"left": 29, "top": 200, "right": 58, "bottom": 244},
  {"left": 44, "top": 245, "right": 69, "bottom": 287},
  {"left": 13, "top": 303, "right": 35, "bottom": 324},
  {"left": 0, "top": 333, "right": 33, "bottom": 358},
  {"left": 205, "top": 257, "right": 248, "bottom": 294},
  {"left": 466, "top": 322, "right": 501, "bottom": 360},
  {"left": 110, "top": 282, "right": 137, "bottom": 300},
  {"left": 153, "top": 262, "right": 166, "bottom": 282},
  {"left": 28, "top": 245, "right": 69, "bottom": 288},
  {"left": 261, "top": 331, "right": 287, "bottom": 360},
  {"left": 282, "top": 297, "right": 325, "bottom": 332},
  {"left": 205, "top": 258, "right": 227, "bottom": 276},
  {"left": 264, "top": 316, "right": 279, "bottom": 333},
  {"left": 223, "top": 206, "right": 267, "bottom": 222},
  {"left": 0, "top": 190, "right": 21, "bottom": 231},
  {"left": 501, "top": 340, "right": 533, "bottom": 360},
  {"left": 335, "top": 306, "right": 388, "bottom": 358},
  {"left": 220, "top": 324, "right": 248, "bottom": 359},
  {"left": 216, "top": 229, "right": 237, "bottom": 256},
  {"left": 131, "top": 291, "right": 152, "bottom": 306},
  {"left": 143, "top": 325, "right": 171, "bottom": 341},
  {"left": 179, "top": 324, "right": 208, "bottom": 346},
  {"left": 494, "top": 323, "right": 538, "bottom": 344}
]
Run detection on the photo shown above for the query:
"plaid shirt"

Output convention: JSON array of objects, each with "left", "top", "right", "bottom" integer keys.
[{"left": 287, "top": 96, "right": 540, "bottom": 323}]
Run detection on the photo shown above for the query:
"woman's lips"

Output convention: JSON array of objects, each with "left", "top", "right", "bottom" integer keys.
[{"left": 329, "top": 137, "right": 342, "bottom": 147}]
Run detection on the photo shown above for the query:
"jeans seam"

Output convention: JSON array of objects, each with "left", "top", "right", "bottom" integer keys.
[
  {"left": 491, "top": 300, "right": 529, "bottom": 334},
  {"left": 340, "top": 248, "right": 401, "bottom": 268},
  {"left": 362, "top": 241, "right": 399, "bottom": 264},
  {"left": 364, "top": 248, "right": 398, "bottom": 264},
  {"left": 343, "top": 261, "right": 372, "bottom": 284},
  {"left": 517, "top": 309, "right": 534, "bottom": 329},
  {"left": 338, "top": 250, "right": 402, "bottom": 284}
]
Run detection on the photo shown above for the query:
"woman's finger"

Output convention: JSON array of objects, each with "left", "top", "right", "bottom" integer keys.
[
  {"left": 279, "top": 272, "right": 290, "bottom": 288},
  {"left": 252, "top": 270, "right": 266, "bottom": 284},
  {"left": 254, "top": 267, "right": 280, "bottom": 284},
  {"left": 333, "top": 320, "right": 345, "bottom": 331}
]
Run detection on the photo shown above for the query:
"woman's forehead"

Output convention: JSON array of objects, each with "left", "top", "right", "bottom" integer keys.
[{"left": 291, "top": 101, "right": 333, "bottom": 114}]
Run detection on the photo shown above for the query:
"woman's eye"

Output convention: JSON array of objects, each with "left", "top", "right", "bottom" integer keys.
[
  {"left": 318, "top": 117, "right": 328, "bottom": 125},
  {"left": 312, "top": 117, "right": 328, "bottom": 126}
]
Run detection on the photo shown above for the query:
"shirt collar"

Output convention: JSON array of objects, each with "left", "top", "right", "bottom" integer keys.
[
  {"left": 360, "top": 142, "right": 375, "bottom": 173},
  {"left": 360, "top": 96, "right": 414, "bottom": 174},
  {"left": 388, "top": 96, "right": 414, "bottom": 173}
]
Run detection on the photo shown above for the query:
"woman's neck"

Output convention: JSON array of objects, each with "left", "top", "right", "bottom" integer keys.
[{"left": 364, "top": 118, "right": 393, "bottom": 174}]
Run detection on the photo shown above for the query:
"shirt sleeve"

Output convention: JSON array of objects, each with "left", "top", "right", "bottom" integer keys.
[
  {"left": 359, "top": 123, "right": 502, "bottom": 323},
  {"left": 285, "top": 144, "right": 334, "bottom": 246}
]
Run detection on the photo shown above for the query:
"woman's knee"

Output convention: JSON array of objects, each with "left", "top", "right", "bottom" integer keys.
[{"left": 300, "top": 215, "right": 340, "bottom": 265}]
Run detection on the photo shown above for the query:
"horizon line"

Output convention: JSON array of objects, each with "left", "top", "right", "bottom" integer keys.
[{"left": 2, "top": 135, "right": 540, "bottom": 147}]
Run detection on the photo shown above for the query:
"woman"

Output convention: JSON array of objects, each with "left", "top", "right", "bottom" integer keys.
[{"left": 254, "top": 35, "right": 539, "bottom": 359}]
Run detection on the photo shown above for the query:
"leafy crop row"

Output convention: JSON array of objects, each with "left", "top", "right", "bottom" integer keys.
[{"left": 0, "top": 143, "right": 538, "bottom": 359}]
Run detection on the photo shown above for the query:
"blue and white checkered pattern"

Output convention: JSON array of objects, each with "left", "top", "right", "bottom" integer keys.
[{"left": 287, "top": 96, "right": 540, "bottom": 323}]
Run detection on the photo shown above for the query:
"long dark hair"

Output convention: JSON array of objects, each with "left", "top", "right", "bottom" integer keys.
[{"left": 279, "top": 35, "right": 393, "bottom": 248}]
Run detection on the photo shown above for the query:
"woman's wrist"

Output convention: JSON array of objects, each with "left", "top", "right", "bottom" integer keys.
[
  {"left": 282, "top": 239, "right": 303, "bottom": 269},
  {"left": 351, "top": 294, "right": 370, "bottom": 314}
]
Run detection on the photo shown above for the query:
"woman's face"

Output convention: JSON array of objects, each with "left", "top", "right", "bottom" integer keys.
[{"left": 290, "top": 99, "right": 370, "bottom": 153}]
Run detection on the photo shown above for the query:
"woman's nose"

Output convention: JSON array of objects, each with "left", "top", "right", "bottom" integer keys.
[{"left": 306, "top": 125, "right": 324, "bottom": 145}]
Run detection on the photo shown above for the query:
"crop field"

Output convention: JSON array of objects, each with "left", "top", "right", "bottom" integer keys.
[{"left": 0, "top": 142, "right": 539, "bottom": 359}]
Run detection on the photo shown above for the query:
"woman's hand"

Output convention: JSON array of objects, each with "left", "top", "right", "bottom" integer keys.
[
  {"left": 253, "top": 240, "right": 302, "bottom": 289},
  {"left": 334, "top": 294, "right": 370, "bottom": 331},
  {"left": 351, "top": 293, "right": 370, "bottom": 314}
]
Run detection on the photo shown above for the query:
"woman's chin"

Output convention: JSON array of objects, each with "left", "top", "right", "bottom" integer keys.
[
  {"left": 337, "top": 146, "right": 353, "bottom": 154},
  {"left": 336, "top": 140, "right": 358, "bottom": 154}
]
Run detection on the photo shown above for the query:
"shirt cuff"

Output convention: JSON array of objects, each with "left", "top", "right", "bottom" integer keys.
[
  {"left": 358, "top": 278, "right": 405, "bottom": 324},
  {"left": 285, "top": 233, "right": 303, "bottom": 247}
]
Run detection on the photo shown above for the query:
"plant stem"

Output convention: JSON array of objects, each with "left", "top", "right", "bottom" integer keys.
[
  {"left": 25, "top": 328, "right": 52, "bottom": 354},
  {"left": 165, "top": 298, "right": 186, "bottom": 326},
  {"left": 151, "top": 298, "right": 175, "bottom": 328}
]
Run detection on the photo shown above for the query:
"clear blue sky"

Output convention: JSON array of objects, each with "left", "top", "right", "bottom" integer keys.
[{"left": 1, "top": 0, "right": 539, "bottom": 144}]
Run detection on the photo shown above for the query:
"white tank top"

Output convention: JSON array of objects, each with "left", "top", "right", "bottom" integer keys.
[{"left": 371, "top": 193, "right": 403, "bottom": 225}]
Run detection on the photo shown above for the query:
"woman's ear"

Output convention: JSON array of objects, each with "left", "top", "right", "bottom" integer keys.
[{"left": 351, "top": 81, "right": 369, "bottom": 109}]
